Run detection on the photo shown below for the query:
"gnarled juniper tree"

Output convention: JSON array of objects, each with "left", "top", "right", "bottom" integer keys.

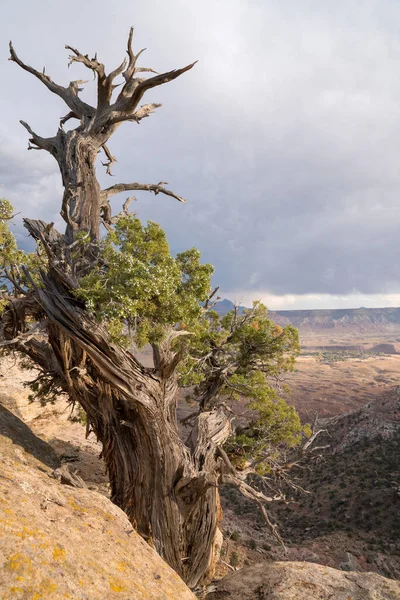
[{"left": 0, "top": 30, "right": 315, "bottom": 587}]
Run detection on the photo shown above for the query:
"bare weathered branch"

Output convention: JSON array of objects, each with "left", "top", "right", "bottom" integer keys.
[
  {"left": 65, "top": 44, "right": 111, "bottom": 109},
  {"left": 66, "top": 45, "right": 105, "bottom": 77},
  {"left": 122, "top": 27, "right": 147, "bottom": 83},
  {"left": 66, "top": 46, "right": 129, "bottom": 110},
  {"left": 216, "top": 446, "right": 236, "bottom": 476},
  {"left": 102, "top": 57, "right": 131, "bottom": 107},
  {"left": 3, "top": 266, "right": 27, "bottom": 295},
  {"left": 112, "top": 28, "right": 197, "bottom": 118},
  {"left": 102, "top": 181, "right": 186, "bottom": 203},
  {"left": 107, "top": 58, "right": 128, "bottom": 85},
  {"left": 221, "top": 473, "right": 286, "bottom": 548},
  {"left": 23, "top": 218, "right": 64, "bottom": 246},
  {"left": 9, "top": 40, "right": 66, "bottom": 93},
  {"left": 0, "top": 211, "right": 21, "bottom": 221},
  {"left": 19, "top": 121, "right": 56, "bottom": 152},
  {"left": 118, "top": 61, "right": 197, "bottom": 113},
  {"left": 60, "top": 111, "right": 80, "bottom": 128},
  {"left": 100, "top": 195, "right": 137, "bottom": 231},
  {"left": 302, "top": 426, "right": 327, "bottom": 453},
  {"left": 202, "top": 287, "right": 221, "bottom": 315},
  {"left": 68, "top": 79, "right": 89, "bottom": 96},
  {"left": 101, "top": 144, "right": 117, "bottom": 176},
  {"left": 9, "top": 41, "right": 94, "bottom": 118},
  {"left": 135, "top": 67, "right": 159, "bottom": 74},
  {"left": 0, "top": 321, "right": 46, "bottom": 348},
  {"left": 108, "top": 103, "right": 162, "bottom": 126},
  {"left": 219, "top": 560, "right": 236, "bottom": 572},
  {"left": 122, "top": 197, "right": 136, "bottom": 213},
  {"left": 135, "top": 61, "right": 197, "bottom": 94}
]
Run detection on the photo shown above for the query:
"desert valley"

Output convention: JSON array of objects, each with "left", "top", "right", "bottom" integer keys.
[{"left": 275, "top": 305, "right": 400, "bottom": 417}]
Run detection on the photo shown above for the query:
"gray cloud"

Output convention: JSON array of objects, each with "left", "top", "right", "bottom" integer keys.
[{"left": 2, "top": 0, "right": 400, "bottom": 306}]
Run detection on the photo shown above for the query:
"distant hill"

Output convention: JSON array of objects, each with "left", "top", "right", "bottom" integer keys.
[
  {"left": 212, "top": 299, "right": 246, "bottom": 316},
  {"left": 214, "top": 300, "right": 400, "bottom": 334}
]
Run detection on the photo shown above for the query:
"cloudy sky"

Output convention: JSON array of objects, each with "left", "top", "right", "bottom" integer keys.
[{"left": 2, "top": 0, "right": 400, "bottom": 310}]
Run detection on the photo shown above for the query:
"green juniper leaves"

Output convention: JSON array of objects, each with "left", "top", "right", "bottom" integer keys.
[
  {"left": 0, "top": 198, "right": 22, "bottom": 311},
  {"left": 0, "top": 198, "right": 47, "bottom": 309},
  {"left": 177, "top": 301, "right": 308, "bottom": 471},
  {"left": 75, "top": 216, "right": 214, "bottom": 347}
]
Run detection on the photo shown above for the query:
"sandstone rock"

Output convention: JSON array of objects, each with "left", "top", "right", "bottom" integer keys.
[
  {"left": 205, "top": 561, "right": 400, "bottom": 599},
  {"left": 0, "top": 403, "right": 195, "bottom": 599}
]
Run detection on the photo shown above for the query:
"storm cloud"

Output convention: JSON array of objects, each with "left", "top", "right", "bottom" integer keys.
[{"left": 1, "top": 0, "right": 400, "bottom": 308}]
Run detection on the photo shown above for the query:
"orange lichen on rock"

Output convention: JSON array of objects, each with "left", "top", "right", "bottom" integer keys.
[{"left": 0, "top": 414, "right": 195, "bottom": 599}]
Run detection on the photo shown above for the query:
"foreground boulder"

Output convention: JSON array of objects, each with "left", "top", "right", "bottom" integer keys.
[
  {"left": 205, "top": 561, "right": 400, "bottom": 599},
  {"left": 0, "top": 404, "right": 195, "bottom": 599}
]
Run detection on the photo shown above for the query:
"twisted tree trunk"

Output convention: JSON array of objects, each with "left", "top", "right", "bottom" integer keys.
[{"left": 57, "top": 130, "right": 103, "bottom": 241}]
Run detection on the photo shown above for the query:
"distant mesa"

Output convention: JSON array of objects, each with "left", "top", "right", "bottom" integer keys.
[{"left": 214, "top": 300, "right": 400, "bottom": 336}]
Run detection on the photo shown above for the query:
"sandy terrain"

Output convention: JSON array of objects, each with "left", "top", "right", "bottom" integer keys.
[
  {"left": 280, "top": 327, "right": 400, "bottom": 417},
  {"left": 286, "top": 353, "right": 400, "bottom": 417}
]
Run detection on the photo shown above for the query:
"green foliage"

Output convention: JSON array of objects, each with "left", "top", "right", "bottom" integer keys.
[
  {"left": 75, "top": 216, "right": 214, "bottom": 347},
  {"left": 229, "top": 551, "right": 239, "bottom": 567},
  {"left": 0, "top": 199, "right": 20, "bottom": 312},
  {"left": 177, "top": 301, "right": 306, "bottom": 471},
  {"left": 0, "top": 199, "right": 46, "bottom": 313},
  {"left": 179, "top": 302, "right": 300, "bottom": 387},
  {"left": 225, "top": 395, "right": 309, "bottom": 474},
  {"left": 0, "top": 199, "right": 18, "bottom": 260},
  {"left": 305, "top": 349, "right": 382, "bottom": 363}
]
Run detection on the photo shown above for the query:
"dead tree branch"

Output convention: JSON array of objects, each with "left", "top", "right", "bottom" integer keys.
[
  {"left": 19, "top": 121, "right": 56, "bottom": 152},
  {"left": 101, "top": 144, "right": 117, "bottom": 176},
  {"left": 66, "top": 45, "right": 106, "bottom": 77},
  {"left": 108, "top": 103, "right": 162, "bottom": 126},
  {"left": 122, "top": 27, "right": 145, "bottom": 82},
  {"left": 221, "top": 473, "right": 286, "bottom": 549},
  {"left": 60, "top": 110, "right": 80, "bottom": 128},
  {"left": 118, "top": 61, "right": 197, "bottom": 113},
  {"left": 101, "top": 181, "right": 186, "bottom": 203},
  {"left": 65, "top": 45, "right": 127, "bottom": 110},
  {"left": 9, "top": 42, "right": 95, "bottom": 119}
]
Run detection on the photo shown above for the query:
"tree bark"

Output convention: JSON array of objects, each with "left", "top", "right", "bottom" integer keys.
[
  {"left": 99, "top": 387, "right": 223, "bottom": 587},
  {"left": 56, "top": 130, "right": 103, "bottom": 242}
]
